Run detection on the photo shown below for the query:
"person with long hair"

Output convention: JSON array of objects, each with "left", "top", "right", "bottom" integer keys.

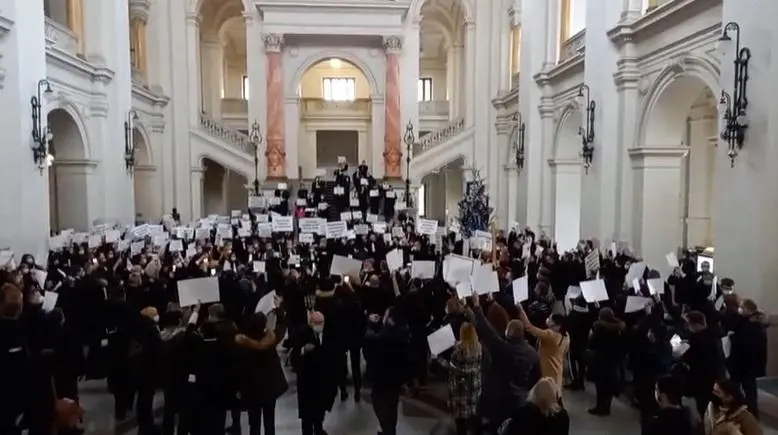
[
  {"left": 703, "top": 378, "right": 761, "bottom": 435},
  {"left": 447, "top": 322, "right": 482, "bottom": 435},
  {"left": 501, "top": 378, "right": 569, "bottom": 435},
  {"left": 516, "top": 306, "right": 569, "bottom": 389}
]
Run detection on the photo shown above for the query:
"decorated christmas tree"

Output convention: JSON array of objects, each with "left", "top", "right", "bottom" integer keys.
[{"left": 457, "top": 168, "right": 493, "bottom": 239}]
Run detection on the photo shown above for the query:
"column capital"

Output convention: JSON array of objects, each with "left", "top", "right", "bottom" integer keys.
[
  {"left": 383, "top": 36, "right": 402, "bottom": 54},
  {"left": 463, "top": 19, "right": 475, "bottom": 30},
  {"left": 242, "top": 11, "right": 254, "bottom": 24},
  {"left": 186, "top": 13, "right": 201, "bottom": 26},
  {"left": 129, "top": 0, "right": 151, "bottom": 24},
  {"left": 262, "top": 33, "right": 283, "bottom": 53}
]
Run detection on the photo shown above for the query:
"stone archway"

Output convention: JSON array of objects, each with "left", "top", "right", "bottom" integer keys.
[
  {"left": 549, "top": 105, "right": 583, "bottom": 251},
  {"left": 632, "top": 62, "right": 719, "bottom": 268},
  {"left": 47, "top": 108, "right": 92, "bottom": 231}
]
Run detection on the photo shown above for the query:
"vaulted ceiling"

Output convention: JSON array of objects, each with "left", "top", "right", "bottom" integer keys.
[{"left": 419, "top": 0, "right": 466, "bottom": 61}]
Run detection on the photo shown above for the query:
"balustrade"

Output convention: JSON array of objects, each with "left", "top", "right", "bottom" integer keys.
[
  {"left": 419, "top": 100, "right": 450, "bottom": 117},
  {"left": 198, "top": 113, "right": 255, "bottom": 155},
  {"left": 415, "top": 118, "right": 466, "bottom": 155},
  {"left": 44, "top": 18, "right": 79, "bottom": 54},
  {"left": 559, "top": 29, "right": 586, "bottom": 62}
]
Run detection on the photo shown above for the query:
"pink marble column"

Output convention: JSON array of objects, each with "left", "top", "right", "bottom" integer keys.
[
  {"left": 383, "top": 36, "right": 403, "bottom": 179},
  {"left": 263, "top": 33, "right": 286, "bottom": 179}
]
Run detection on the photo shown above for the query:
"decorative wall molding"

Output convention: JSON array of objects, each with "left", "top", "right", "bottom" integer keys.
[{"left": 608, "top": 0, "right": 721, "bottom": 46}]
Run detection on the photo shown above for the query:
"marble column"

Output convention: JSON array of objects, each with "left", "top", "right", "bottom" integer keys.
[
  {"left": 190, "top": 167, "right": 205, "bottom": 219},
  {"left": 543, "top": 0, "right": 559, "bottom": 69},
  {"left": 463, "top": 21, "right": 476, "bottom": 126},
  {"left": 382, "top": 36, "right": 402, "bottom": 179},
  {"left": 200, "top": 38, "right": 223, "bottom": 119},
  {"left": 244, "top": 10, "right": 266, "bottom": 180},
  {"left": 629, "top": 147, "right": 688, "bottom": 272},
  {"left": 186, "top": 13, "right": 201, "bottom": 125},
  {"left": 0, "top": 0, "right": 50, "bottom": 256},
  {"left": 262, "top": 33, "right": 286, "bottom": 179}
]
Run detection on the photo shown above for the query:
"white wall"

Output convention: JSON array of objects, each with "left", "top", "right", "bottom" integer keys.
[{"left": 299, "top": 60, "right": 371, "bottom": 99}]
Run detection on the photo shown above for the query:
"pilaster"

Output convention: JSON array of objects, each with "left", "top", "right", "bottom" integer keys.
[{"left": 629, "top": 147, "right": 688, "bottom": 272}]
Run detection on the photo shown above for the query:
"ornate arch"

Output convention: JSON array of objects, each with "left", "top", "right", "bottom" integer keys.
[
  {"left": 410, "top": 0, "right": 474, "bottom": 24},
  {"left": 288, "top": 51, "right": 380, "bottom": 97},
  {"left": 636, "top": 54, "right": 720, "bottom": 147},
  {"left": 44, "top": 99, "right": 91, "bottom": 160},
  {"left": 132, "top": 121, "right": 154, "bottom": 167},
  {"left": 552, "top": 100, "right": 582, "bottom": 161}
]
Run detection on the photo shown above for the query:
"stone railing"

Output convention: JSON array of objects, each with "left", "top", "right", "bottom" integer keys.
[
  {"left": 300, "top": 98, "right": 371, "bottom": 117},
  {"left": 44, "top": 18, "right": 79, "bottom": 54},
  {"left": 416, "top": 118, "right": 466, "bottom": 154},
  {"left": 221, "top": 98, "right": 248, "bottom": 114},
  {"left": 559, "top": 29, "right": 586, "bottom": 62},
  {"left": 419, "top": 100, "right": 450, "bottom": 117},
  {"left": 198, "top": 113, "right": 255, "bottom": 155}
]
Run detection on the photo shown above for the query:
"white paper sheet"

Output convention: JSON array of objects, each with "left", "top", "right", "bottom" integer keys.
[
  {"left": 42, "top": 291, "right": 58, "bottom": 312},
  {"left": 512, "top": 276, "right": 528, "bottom": 304},
  {"left": 253, "top": 261, "right": 266, "bottom": 273},
  {"left": 330, "top": 255, "right": 362, "bottom": 277},
  {"left": 443, "top": 254, "right": 475, "bottom": 284},
  {"left": 625, "top": 262, "right": 645, "bottom": 286},
  {"left": 411, "top": 261, "right": 436, "bottom": 279},
  {"left": 427, "top": 324, "right": 456, "bottom": 357},
  {"left": 647, "top": 278, "right": 664, "bottom": 295},
  {"left": 671, "top": 334, "right": 690, "bottom": 356},
  {"left": 255, "top": 290, "right": 277, "bottom": 314},
  {"left": 469, "top": 263, "right": 499, "bottom": 295},
  {"left": 580, "top": 279, "right": 609, "bottom": 302},
  {"left": 697, "top": 256, "right": 714, "bottom": 272},
  {"left": 416, "top": 219, "right": 439, "bottom": 235},
  {"left": 386, "top": 249, "right": 404, "bottom": 272},
  {"left": 665, "top": 252, "right": 679, "bottom": 269},
  {"left": 455, "top": 281, "right": 472, "bottom": 299},
  {"left": 177, "top": 277, "right": 220, "bottom": 307},
  {"left": 625, "top": 296, "right": 652, "bottom": 313}
]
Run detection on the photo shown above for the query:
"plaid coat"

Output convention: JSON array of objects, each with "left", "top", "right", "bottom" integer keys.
[{"left": 447, "top": 345, "right": 483, "bottom": 418}]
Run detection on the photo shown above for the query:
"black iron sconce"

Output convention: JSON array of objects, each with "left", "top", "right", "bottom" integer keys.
[
  {"left": 718, "top": 22, "right": 750, "bottom": 167},
  {"left": 249, "top": 120, "right": 264, "bottom": 195},
  {"left": 513, "top": 112, "right": 525, "bottom": 171},
  {"left": 124, "top": 109, "right": 139, "bottom": 173},
  {"left": 403, "top": 121, "right": 415, "bottom": 208},
  {"left": 30, "top": 79, "right": 53, "bottom": 173},
  {"left": 577, "top": 84, "right": 596, "bottom": 173}
]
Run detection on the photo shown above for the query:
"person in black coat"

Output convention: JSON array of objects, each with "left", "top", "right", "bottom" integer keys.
[
  {"left": 291, "top": 310, "right": 339, "bottom": 435},
  {"left": 471, "top": 293, "right": 540, "bottom": 431},
  {"left": 363, "top": 307, "right": 411, "bottom": 435},
  {"left": 641, "top": 375, "right": 694, "bottom": 435},
  {"left": 681, "top": 310, "right": 726, "bottom": 418},
  {"left": 235, "top": 308, "right": 289, "bottom": 435},
  {"left": 104, "top": 287, "right": 137, "bottom": 421},
  {"left": 726, "top": 298, "right": 769, "bottom": 419},
  {"left": 587, "top": 307, "right": 626, "bottom": 416}
]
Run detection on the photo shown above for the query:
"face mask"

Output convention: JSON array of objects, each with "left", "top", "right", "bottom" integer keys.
[
  {"left": 152, "top": 315, "right": 160, "bottom": 323},
  {"left": 312, "top": 325, "right": 324, "bottom": 334},
  {"left": 2, "top": 303, "right": 22, "bottom": 319},
  {"left": 738, "top": 307, "right": 746, "bottom": 316}
]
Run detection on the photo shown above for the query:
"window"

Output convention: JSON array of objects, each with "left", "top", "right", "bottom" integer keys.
[
  {"left": 242, "top": 75, "right": 250, "bottom": 100},
  {"left": 559, "top": 0, "right": 587, "bottom": 43},
  {"left": 417, "top": 184, "right": 426, "bottom": 217},
  {"left": 418, "top": 78, "right": 433, "bottom": 101},
  {"left": 322, "top": 77, "right": 356, "bottom": 101}
]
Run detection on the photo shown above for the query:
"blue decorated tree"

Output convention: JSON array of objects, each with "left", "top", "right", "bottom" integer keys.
[{"left": 457, "top": 168, "right": 493, "bottom": 239}]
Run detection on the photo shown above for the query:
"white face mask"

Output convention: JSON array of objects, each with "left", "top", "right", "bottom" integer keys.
[
  {"left": 312, "top": 325, "right": 324, "bottom": 334},
  {"left": 152, "top": 315, "right": 160, "bottom": 323}
]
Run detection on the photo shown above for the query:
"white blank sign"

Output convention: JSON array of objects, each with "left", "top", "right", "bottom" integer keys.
[
  {"left": 177, "top": 277, "right": 220, "bottom": 307},
  {"left": 427, "top": 324, "right": 456, "bottom": 356}
]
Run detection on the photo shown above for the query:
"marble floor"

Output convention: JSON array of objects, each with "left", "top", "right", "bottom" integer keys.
[{"left": 75, "top": 369, "right": 778, "bottom": 435}]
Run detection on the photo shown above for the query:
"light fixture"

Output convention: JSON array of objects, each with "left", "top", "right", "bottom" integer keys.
[
  {"left": 124, "top": 109, "right": 139, "bottom": 173},
  {"left": 329, "top": 58, "right": 342, "bottom": 69},
  {"left": 31, "top": 79, "right": 53, "bottom": 173},
  {"left": 249, "top": 120, "right": 263, "bottom": 195},
  {"left": 577, "top": 84, "right": 596, "bottom": 173},
  {"left": 718, "top": 22, "right": 751, "bottom": 167},
  {"left": 513, "top": 112, "right": 525, "bottom": 171},
  {"left": 403, "top": 121, "right": 416, "bottom": 208}
]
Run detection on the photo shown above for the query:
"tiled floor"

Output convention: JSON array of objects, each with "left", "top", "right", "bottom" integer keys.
[{"left": 77, "top": 370, "right": 778, "bottom": 435}]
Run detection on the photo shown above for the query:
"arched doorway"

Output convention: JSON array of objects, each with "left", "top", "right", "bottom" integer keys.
[
  {"left": 642, "top": 74, "right": 717, "bottom": 251},
  {"left": 202, "top": 158, "right": 249, "bottom": 216},
  {"left": 132, "top": 128, "right": 158, "bottom": 222},
  {"left": 297, "top": 57, "right": 372, "bottom": 179},
  {"left": 47, "top": 108, "right": 90, "bottom": 231},
  {"left": 550, "top": 106, "right": 583, "bottom": 252},
  {"left": 421, "top": 157, "right": 464, "bottom": 223}
]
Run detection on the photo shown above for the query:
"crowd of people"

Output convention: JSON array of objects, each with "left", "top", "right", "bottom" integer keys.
[{"left": 0, "top": 160, "right": 771, "bottom": 435}]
